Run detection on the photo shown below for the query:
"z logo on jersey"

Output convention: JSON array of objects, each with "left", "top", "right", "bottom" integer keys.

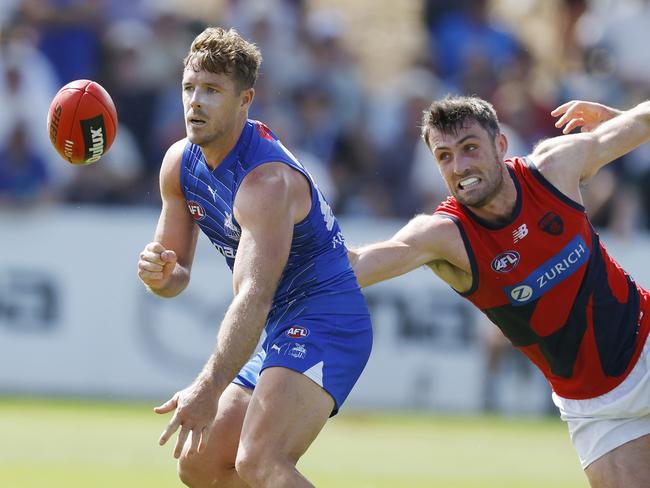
[{"left": 504, "top": 235, "right": 590, "bottom": 306}]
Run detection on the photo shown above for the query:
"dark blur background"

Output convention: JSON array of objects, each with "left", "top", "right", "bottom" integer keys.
[{"left": 1, "top": 0, "right": 650, "bottom": 235}]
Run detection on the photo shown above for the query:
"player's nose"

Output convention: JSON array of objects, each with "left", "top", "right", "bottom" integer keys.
[{"left": 452, "top": 155, "right": 472, "bottom": 176}]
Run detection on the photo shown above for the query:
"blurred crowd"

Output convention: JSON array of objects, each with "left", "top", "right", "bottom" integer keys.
[{"left": 1, "top": 0, "right": 650, "bottom": 235}]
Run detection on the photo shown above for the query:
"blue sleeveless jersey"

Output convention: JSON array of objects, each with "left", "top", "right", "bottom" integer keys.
[{"left": 180, "top": 120, "right": 367, "bottom": 324}]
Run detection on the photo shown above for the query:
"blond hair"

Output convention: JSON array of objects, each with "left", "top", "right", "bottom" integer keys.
[{"left": 184, "top": 27, "right": 262, "bottom": 91}]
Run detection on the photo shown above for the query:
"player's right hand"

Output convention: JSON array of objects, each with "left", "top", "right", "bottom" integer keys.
[{"left": 138, "top": 241, "right": 178, "bottom": 290}]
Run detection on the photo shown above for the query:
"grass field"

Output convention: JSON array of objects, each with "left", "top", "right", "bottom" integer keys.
[{"left": 0, "top": 397, "right": 588, "bottom": 488}]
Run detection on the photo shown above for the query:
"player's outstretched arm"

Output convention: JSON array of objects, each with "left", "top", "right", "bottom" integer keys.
[
  {"left": 533, "top": 100, "right": 650, "bottom": 192},
  {"left": 138, "top": 140, "right": 199, "bottom": 297},
  {"left": 350, "top": 214, "right": 451, "bottom": 287}
]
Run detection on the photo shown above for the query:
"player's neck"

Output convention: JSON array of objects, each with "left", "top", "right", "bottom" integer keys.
[{"left": 201, "top": 115, "right": 247, "bottom": 170}]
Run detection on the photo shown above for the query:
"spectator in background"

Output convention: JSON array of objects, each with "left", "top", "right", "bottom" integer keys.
[
  {"left": 0, "top": 15, "right": 67, "bottom": 199},
  {"left": 302, "top": 10, "right": 364, "bottom": 133},
  {"left": 425, "top": 0, "right": 522, "bottom": 95},
  {"left": 0, "top": 122, "right": 54, "bottom": 206},
  {"left": 369, "top": 63, "right": 453, "bottom": 215},
  {"left": 143, "top": 8, "right": 196, "bottom": 174},
  {"left": 574, "top": 0, "right": 650, "bottom": 232},
  {"left": 19, "top": 0, "right": 105, "bottom": 84},
  {"left": 99, "top": 19, "right": 159, "bottom": 203},
  {"left": 577, "top": 0, "right": 650, "bottom": 94},
  {"left": 225, "top": 0, "right": 309, "bottom": 99},
  {"left": 289, "top": 81, "right": 340, "bottom": 167}
]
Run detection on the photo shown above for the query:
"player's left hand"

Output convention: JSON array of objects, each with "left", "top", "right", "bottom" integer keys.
[
  {"left": 154, "top": 381, "right": 220, "bottom": 458},
  {"left": 551, "top": 100, "right": 622, "bottom": 134}
]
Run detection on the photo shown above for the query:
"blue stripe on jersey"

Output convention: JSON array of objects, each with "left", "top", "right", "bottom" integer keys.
[{"left": 180, "top": 120, "right": 367, "bottom": 319}]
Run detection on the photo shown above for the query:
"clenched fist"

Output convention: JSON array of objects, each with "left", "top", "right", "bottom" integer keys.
[{"left": 138, "top": 241, "right": 178, "bottom": 291}]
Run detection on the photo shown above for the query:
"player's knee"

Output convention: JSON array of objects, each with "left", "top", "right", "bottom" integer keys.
[
  {"left": 177, "top": 455, "right": 210, "bottom": 488},
  {"left": 177, "top": 454, "right": 234, "bottom": 488},
  {"left": 235, "top": 447, "right": 293, "bottom": 486}
]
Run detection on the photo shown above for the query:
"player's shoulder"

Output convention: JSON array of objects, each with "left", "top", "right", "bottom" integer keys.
[
  {"left": 159, "top": 138, "right": 189, "bottom": 194},
  {"left": 240, "top": 161, "right": 298, "bottom": 199},
  {"left": 242, "top": 119, "right": 297, "bottom": 166},
  {"left": 161, "top": 138, "right": 189, "bottom": 170}
]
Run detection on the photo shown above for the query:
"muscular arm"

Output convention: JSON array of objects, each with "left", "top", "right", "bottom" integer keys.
[
  {"left": 195, "top": 163, "right": 308, "bottom": 391},
  {"left": 144, "top": 140, "right": 199, "bottom": 298},
  {"left": 531, "top": 100, "right": 650, "bottom": 198},
  {"left": 350, "top": 214, "right": 456, "bottom": 288}
]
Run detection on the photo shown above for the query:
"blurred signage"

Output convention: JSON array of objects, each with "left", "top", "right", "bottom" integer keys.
[
  {"left": 0, "top": 270, "right": 59, "bottom": 332},
  {"left": 1, "top": 209, "right": 648, "bottom": 413}
]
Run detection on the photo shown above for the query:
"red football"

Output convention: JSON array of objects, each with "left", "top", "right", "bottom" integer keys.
[{"left": 47, "top": 79, "right": 118, "bottom": 165}]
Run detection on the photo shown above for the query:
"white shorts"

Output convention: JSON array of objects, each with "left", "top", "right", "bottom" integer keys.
[{"left": 552, "top": 336, "right": 650, "bottom": 469}]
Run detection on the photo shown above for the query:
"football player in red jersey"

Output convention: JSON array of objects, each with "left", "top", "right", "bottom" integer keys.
[{"left": 349, "top": 96, "right": 650, "bottom": 488}]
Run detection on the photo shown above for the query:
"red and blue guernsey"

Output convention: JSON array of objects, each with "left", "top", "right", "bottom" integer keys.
[
  {"left": 436, "top": 157, "right": 650, "bottom": 399},
  {"left": 179, "top": 120, "right": 372, "bottom": 413}
]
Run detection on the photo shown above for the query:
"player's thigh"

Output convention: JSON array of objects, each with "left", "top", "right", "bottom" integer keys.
[
  {"left": 585, "top": 433, "right": 650, "bottom": 488},
  {"left": 179, "top": 383, "right": 252, "bottom": 473},
  {"left": 238, "top": 366, "right": 334, "bottom": 463}
]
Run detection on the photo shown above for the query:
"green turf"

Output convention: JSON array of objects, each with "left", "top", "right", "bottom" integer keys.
[{"left": 0, "top": 397, "right": 587, "bottom": 488}]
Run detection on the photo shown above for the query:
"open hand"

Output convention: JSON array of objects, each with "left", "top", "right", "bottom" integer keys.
[
  {"left": 552, "top": 100, "right": 622, "bottom": 135},
  {"left": 154, "top": 381, "right": 219, "bottom": 458}
]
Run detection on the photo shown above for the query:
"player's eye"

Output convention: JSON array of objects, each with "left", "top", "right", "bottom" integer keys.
[
  {"left": 438, "top": 152, "right": 451, "bottom": 162},
  {"left": 465, "top": 144, "right": 477, "bottom": 152}
]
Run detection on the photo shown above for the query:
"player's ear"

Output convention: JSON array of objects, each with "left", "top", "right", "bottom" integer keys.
[
  {"left": 240, "top": 88, "right": 255, "bottom": 109},
  {"left": 496, "top": 132, "right": 508, "bottom": 159}
]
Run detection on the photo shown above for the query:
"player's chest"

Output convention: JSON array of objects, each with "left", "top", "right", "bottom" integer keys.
[{"left": 470, "top": 211, "right": 591, "bottom": 305}]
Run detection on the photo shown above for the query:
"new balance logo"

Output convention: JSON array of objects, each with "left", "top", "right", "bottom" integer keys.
[{"left": 512, "top": 224, "right": 528, "bottom": 243}]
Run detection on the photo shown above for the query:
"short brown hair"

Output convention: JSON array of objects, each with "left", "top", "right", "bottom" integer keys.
[
  {"left": 421, "top": 95, "right": 500, "bottom": 148},
  {"left": 183, "top": 27, "right": 262, "bottom": 91}
]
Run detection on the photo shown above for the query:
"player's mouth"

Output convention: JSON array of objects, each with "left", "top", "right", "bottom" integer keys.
[
  {"left": 458, "top": 176, "right": 480, "bottom": 190},
  {"left": 188, "top": 117, "right": 207, "bottom": 127}
]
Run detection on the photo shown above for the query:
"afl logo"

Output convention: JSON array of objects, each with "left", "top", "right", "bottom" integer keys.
[
  {"left": 510, "top": 285, "right": 534, "bottom": 302},
  {"left": 286, "top": 326, "right": 310, "bottom": 339},
  {"left": 187, "top": 201, "right": 206, "bottom": 221},
  {"left": 491, "top": 251, "right": 520, "bottom": 273}
]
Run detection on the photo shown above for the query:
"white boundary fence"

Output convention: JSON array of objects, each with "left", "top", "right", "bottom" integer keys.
[{"left": 2, "top": 208, "right": 649, "bottom": 414}]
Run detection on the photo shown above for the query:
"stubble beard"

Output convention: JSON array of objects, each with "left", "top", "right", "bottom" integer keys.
[{"left": 453, "top": 155, "right": 504, "bottom": 208}]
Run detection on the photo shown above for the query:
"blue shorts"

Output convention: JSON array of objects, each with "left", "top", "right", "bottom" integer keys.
[{"left": 233, "top": 312, "right": 373, "bottom": 415}]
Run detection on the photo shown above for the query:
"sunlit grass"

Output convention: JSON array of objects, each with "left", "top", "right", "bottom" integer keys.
[{"left": 0, "top": 397, "right": 587, "bottom": 488}]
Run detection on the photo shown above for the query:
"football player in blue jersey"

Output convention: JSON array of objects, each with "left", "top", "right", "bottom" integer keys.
[{"left": 137, "top": 27, "right": 372, "bottom": 488}]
